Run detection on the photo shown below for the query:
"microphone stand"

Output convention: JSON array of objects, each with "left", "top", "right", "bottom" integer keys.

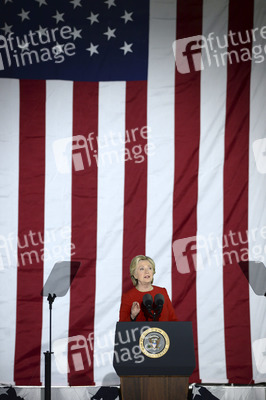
[
  {"left": 143, "top": 305, "right": 163, "bottom": 321},
  {"left": 153, "top": 305, "right": 163, "bottom": 321},
  {"left": 144, "top": 306, "right": 154, "bottom": 320}
]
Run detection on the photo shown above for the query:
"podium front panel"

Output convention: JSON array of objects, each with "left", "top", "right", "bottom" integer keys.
[{"left": 113, "top": 321, "right": 195, "bottom": 376}]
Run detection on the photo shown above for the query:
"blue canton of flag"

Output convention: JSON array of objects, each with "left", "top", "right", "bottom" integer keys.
[
  {"left": 192, "top": 385, "right": 220, "bottom": 400},
  {"left": 0, "top": 0, "right": 149, "bottom": 81}
]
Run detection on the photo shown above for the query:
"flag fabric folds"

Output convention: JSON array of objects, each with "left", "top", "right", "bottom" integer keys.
[{"left": 0, "top": 0, "right": 266, "bottom": 387}]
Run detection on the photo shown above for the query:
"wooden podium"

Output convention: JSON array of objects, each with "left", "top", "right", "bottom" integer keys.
[{"left": 113, "top": 322, "right": 195, "bottom": 400}]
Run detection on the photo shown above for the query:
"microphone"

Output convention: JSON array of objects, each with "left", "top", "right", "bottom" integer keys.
[
  {"left": 154, "top": 293, "right": 164, "bottom": 308},
  {"left": 142, "top": 293, "right": 153, "bottom": 312},
  {"left": 142, "top": 293, "right": 165, "bottom": 320},
  {"left": 154, "top": 294, "right": 164, "bottom": 320}
]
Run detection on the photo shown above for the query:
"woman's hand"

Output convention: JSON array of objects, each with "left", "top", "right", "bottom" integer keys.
[{"left": 131, "top": 301, "right": 140, "bottom": 320}]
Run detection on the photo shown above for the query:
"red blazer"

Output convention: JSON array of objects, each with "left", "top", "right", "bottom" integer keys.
[{"left": 119, "top": 285, "right": 178, "bottom": 322}]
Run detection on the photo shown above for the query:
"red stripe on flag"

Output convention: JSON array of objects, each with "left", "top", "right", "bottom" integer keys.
[
  {"left": 68, "top": 82, "right": 98, "bottom": 385},
  {"left": 122, "top": 81, "right": 148, "bottom": 293},
  {"left": 223, "top": 0, "right": 253, "bottom": 384},
  {"left": 14, "top": 80, "right": 46, "bottom": 385},
  {"left": 172, "top": 0, "right": 203, "bottom": 382}
]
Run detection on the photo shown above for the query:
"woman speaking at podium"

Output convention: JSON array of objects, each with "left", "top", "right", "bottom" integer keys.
[{"left": 119, "top": 255, "right": 178, "bottom": 322}]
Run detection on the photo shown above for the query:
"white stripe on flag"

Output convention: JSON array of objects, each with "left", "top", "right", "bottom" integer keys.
[
  {"left": 249, "top": 0, "right": 266, "bottom": 383},
  {"left": 0, "top": 79, "right": 19, "bottom": 384},
  {"left": 146, "top": 0, "right": 176, "bottom": 295},
  {"left": 40, "top": 80, "right": 74, "bottom": 385},
  {"left": 196, "top": 0, "right": 228, "bottom": 383},
  {"left": 93, "top": 82, "right": 126, "bottom": 386}
]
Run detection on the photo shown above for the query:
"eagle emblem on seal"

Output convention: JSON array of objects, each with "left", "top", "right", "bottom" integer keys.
[{"left": 149, "top": 335, "right": 161, "bottom": 349}]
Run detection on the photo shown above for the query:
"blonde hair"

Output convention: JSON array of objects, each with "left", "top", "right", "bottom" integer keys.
[{"left": 130, "top": 255, "right": 156, "bottom": 287}]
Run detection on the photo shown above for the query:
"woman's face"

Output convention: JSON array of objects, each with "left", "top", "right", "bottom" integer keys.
[{"left": 134, "top": 260, "right": 154, "bottom": 287}]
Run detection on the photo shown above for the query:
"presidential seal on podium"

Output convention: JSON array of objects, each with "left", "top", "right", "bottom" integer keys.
[{"left": 139, "top": 327, "right": 170, "bottom": 358}]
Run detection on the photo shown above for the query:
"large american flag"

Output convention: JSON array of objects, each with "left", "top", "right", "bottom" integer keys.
[{"left": 0, "top": 0, "right": 266, "bottom": 388}]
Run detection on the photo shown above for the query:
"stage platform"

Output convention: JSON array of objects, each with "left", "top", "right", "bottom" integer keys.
[{"left": 0, "top": 384, "right": 265, "bottom": 400}]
